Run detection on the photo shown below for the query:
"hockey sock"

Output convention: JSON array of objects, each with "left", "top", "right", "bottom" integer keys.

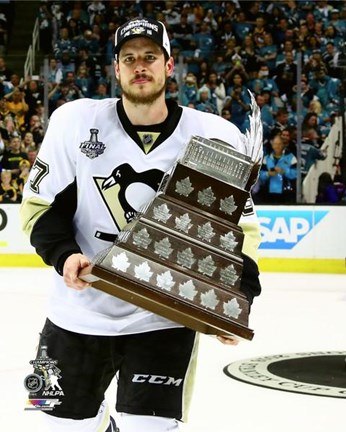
[{"left": 117, "top": 413, "right": 180, "bottom": 431}]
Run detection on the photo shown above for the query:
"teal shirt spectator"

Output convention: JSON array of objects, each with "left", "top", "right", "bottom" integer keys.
[{"left": 260, "top": 151, "right": 297, "bottom": 194}]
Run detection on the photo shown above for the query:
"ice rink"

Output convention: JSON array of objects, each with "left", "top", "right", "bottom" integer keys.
[{"left": 0, "top": 267, "right": 345, "bottom": 432}]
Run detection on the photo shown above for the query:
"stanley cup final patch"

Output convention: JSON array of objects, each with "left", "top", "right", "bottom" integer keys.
[{"left": 80, "top": 129, "right": 106, "bottom": 159}]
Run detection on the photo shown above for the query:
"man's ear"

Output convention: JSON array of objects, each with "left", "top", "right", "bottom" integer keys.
[
  {"left": 166, "top": 57, "right": 175, "bottom": 78},
  {"left": 114, "top": 61, "right": 120, "bottom": 80}
]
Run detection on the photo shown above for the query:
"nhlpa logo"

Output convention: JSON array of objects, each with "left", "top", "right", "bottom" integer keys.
[
  {"left": 258, "top": 209, "right": 328, "bottom": 249},
  {"left": 80, "top": 129, "right": 106, "bottom": 159}
]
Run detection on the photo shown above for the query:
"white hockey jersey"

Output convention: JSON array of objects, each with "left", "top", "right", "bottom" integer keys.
[{"left": 21, "top": 98, "right": 261, "bottom": 336}]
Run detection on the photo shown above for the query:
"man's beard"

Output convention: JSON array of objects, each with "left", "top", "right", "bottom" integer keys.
[{"left": 119, "top": 74, "right": 167, "bottom": 105}]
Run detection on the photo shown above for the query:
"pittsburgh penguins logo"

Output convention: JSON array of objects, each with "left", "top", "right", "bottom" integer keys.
[
  {"left": 131, "top": 27, "right": 146, "bottom": 35},
  {"left": 94, "top": 163, "right": 164, "bottom": 241}
]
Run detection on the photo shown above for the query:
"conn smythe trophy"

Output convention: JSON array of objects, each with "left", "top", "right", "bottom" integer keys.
[{"left": 81, "top": 95, "right": 263, "bottom": 340}]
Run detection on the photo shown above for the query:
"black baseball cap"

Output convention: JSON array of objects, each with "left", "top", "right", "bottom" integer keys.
[{"left": 114, "top": 17, "right": 171, "bottom": 60}]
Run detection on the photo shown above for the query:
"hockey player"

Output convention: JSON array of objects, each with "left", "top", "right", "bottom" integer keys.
[{"left": 21, "top": 17, "right": 262, "bottom": 432}]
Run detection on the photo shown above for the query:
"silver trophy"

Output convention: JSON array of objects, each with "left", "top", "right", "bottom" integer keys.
[{"left": 81, "top": 95, "right": 263, "bottom": 340}]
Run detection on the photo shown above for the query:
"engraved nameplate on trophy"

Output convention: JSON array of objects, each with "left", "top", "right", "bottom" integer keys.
[{"left": 180, "top": 135, "right": 253, "bottom": 189}]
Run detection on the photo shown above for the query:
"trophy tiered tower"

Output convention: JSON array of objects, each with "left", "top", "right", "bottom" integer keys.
[{"left": 81, "top": 135, "right": 260, "bottom": 340}]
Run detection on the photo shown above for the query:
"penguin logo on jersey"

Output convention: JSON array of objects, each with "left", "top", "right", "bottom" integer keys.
[
  {"left": 80, "top": 129, "right": 106, "bottom": 159},
  {"left": 94, "top": 163, "right": 165, "bottom": 240}
]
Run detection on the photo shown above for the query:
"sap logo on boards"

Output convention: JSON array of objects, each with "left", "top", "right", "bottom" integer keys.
[{"left": 257, "top": 210, "right": 328, "bottom": 249}]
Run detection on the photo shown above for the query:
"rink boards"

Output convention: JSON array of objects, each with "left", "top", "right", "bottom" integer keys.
[{"left": 0, "top": 204, "right": 345, "bottom": 274}]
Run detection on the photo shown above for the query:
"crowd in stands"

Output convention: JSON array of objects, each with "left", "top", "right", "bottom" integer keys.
[{"left": 0, "top": 0, "right": 346, "bottom": 205}]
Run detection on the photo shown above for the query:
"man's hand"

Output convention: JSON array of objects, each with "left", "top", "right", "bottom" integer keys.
[
  {"left": 63, "top": 253, "right": 92, "bottom": 290},
  {"left": 217, "top": 335, "right": 240, "bottom": 345}
]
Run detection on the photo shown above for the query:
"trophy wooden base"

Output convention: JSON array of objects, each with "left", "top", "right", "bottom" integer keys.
[{"left": 80, "top": 263, "right": 254, "bottom": 341}]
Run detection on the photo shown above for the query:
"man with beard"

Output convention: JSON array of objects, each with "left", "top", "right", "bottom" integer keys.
[{"left": 20, "top": 17, "right": 262, "bottom": 432}]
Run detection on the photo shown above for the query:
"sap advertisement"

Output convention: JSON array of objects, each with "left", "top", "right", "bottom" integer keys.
[
  {"left": 257, "top": 205, "right": 345, "bottom": 259},
  {"left": 0, "top": 204, "right": 345, "bottom": 261}
]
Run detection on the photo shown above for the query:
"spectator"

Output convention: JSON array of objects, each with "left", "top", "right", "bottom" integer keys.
[
  {"left": 323, "top": 24, "right": 344, "bottom": 50},
  {"left": 171, "top": 13, "right": 194, "bottom": 50},
  {"left": 315, "top": 171, "right": 339, "bottom": 204},
  {"left": 87, "top": 1, "right": 106, "bottom": 27},
  {"left": 302, "top": 112, "right": 324, "bottom": 144},
  {"left": 65, "top": 69, "right": 85, "bottom": 94},
  {"left": 314, "top": 0, "right": 333, "bottom": 21},
  {"left": 291, "top": 75, "right": 314, "bottom": 110},
  {"left": 51, "top": 2, "right": 66, "bottom": 46},
  {"left": 0, "top": 56, "right": 13, "bottom": 82},
  {"left": 46, "top": 57, "right": 64, "bottom": 85},
  {"left": 247, "top": 63, "right": 279, "bottom": 99},
  {"left": 75, "top": 65, "right": 95, "bottom": 98},
  {"left": 0, "top": 95, "right": 15, "bottom": 139},
  {"left": 195, "top": 85, "right": 218, "bottom": 114},
  {"left": 213, "top": 54, "right": 229, "bottom": 78},
  {"left": 0, "top": 8, "right": 8, "bottom": 56},
  {"left": 66, "top": 1, "right": 89, "bottom": 29},
  {"left": 37, "top": 0, "right": 53, "bottom": 55},
  {"left": 224, "top": 71, "right": 251, "bottom": 133},
  {"left": 75, "top": 29, "right": 100, "bottom": 55},
  {"left": 2, "top": 72, "right": 21, "bottom": 95},
  {"left": 92, "top": 82, "right": 110, "bottom": 100},
  {"left": 258, "top": 134, "right": 297, "bottom": 204},
  {"left": 300, "top": 128, "right": 327, "bottom": 177},
  {"left": 1, "top": 135, "right": 28, "bottom": 177},
  {"left": 16, "top": 158, "right": 31, "bottom": 202},
  {"left": 272, "top": 16, "right": 290, "bottom": 47},
  {"left": 217, "top": 20, "right": 236, "bottom": 50},
  {"left": 22, "top": 113, "right": 45, "bottom": 146},
  {"left": 239, "top": 35, "right": 259, "bottom": 78},
  {"left": 193, "top": 21, "right": 214, "bottom": 59},
  {"left": 280, "top": 127, "right": 297, "bottom": 155},
  {"left": 181, "top": 73, "right": 198, "bottom": 106},
  {"left": 308, "top": 67, "right": 340, "bottom": 113},
  {"left": 196, "top": 60, "right": 210, "bottom": 86},
  {"left": 252, "top": 15, "right": 268, "bottom": 49},
  {"left": 257, "top": 32, "right": 278, "bottom": 73},
  {"left": 205, "top": 71, "right": 226, "bottom": 115},
  {"left": 4, "top": 87, "right": 29, "bottom": 128},
  {"left": 275, "top": 39, "right": 296, "bottom": 66},
  {"left": 0, "top": 169, "right": 17, "bottom": 202},
  {"left": 165, "top": 77, "right": 179, "bottom": 102},
  {"left": 66, "top": 17, "right": 84, "bottom": 40},
  {"left": 21, "top": 131, "right": 35, "bottom": 152},
  {"left": 232, "top": 10, "right": 253, "bottom": 43},
  {"left": 54, "top": 26, "right": 77, "bottom": 60},
  {"left": 180, "top": 39, "right": 203, "bottom": 76},
  {"left": 270, "top": 107, "right": 290, "bottom": 139},
  {"left": 255, "top": 92, "right": 274, "bottom": 145},
  {"left": 322, "top": 41, "right": 340, "bottom": 78},
  {"left": 22, "top": 78, "right": 44, "bottom": 120},
  {"left": 59, "top": 50, "right": 76, "bottom": 77},
  {"left": 26, "top": 145, "right": 38, "bottom": 167},
  {"left": 48, "top": 78, "right": 83, "bottom": 113},
  {"left": 203, "top": 8, "right": 218, "bottom": 33},
  {"left": 274, "top": 50, "right": 297, "bottom": 103},
  {"left": 326, "top": 8, "right": 346, "bottom": 37},
  {"left": 221, "top": 107, "right": 232, "bottom": 122}
]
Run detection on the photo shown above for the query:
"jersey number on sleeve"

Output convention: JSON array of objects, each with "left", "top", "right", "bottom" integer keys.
[{"left": 30, "top": 158, "right": 49, "bottom": 194}]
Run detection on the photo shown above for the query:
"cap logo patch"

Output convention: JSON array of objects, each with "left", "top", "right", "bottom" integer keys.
[
  {"left": 120, "top": 20, "right": 159, "bottom": 36},
  {"left": 130, "top": 27, "right": 147, "bottom": 35}
]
